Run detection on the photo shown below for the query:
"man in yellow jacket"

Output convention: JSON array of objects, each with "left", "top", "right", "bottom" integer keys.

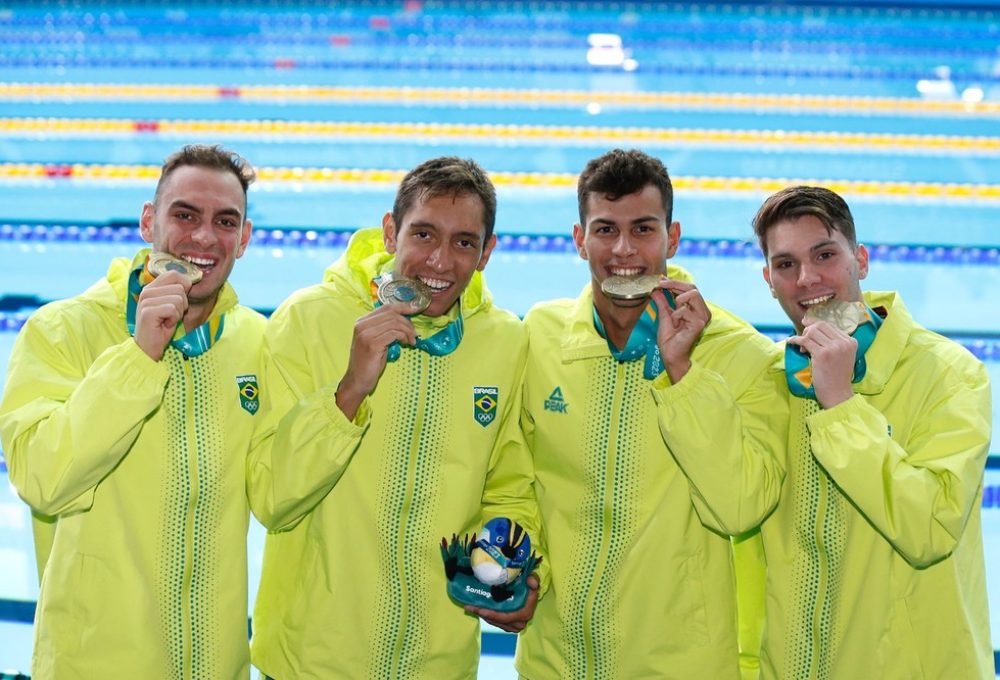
[
  {"left": 514, "top": 148, "right": 787, "bottom": 679},
  {"left": 250, "top": 157, "right": 542, "bottom": 679},
  {"left": 0, "top": 145, "right": 267, "bottom": 679},
  {"left": 741, "top": 185, "right": 993, "bottom": 679}
]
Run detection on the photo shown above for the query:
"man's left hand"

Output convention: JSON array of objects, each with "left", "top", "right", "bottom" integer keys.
[
  {"left": 464, "top": 574, "right": 540, "bottom": 633},
  {"left": 789, "top": 319, "right": 856, "bottom": 409},
  {"left": 652, "top": 279, "right": 711, "bottom": 383}
]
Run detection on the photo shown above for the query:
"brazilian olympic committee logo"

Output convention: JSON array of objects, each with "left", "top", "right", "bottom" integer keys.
[
  {"left": 236, "top": 374, "right": 260, "bottom": 415},
  {"left": 473, "top": 386, "right": 499, "bottom": 428}
]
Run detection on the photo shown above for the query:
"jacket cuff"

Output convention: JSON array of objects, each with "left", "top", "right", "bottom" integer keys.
[
  {"left": 319, "top": 384, "right": 372, "bottom": 433},
  {"left": 110, "top": 338, "right": 171, "bottom": 387},
  {"left": 805, "top": 392, "right": 867, "bottom": 430},
  {"left": 650, "top": 361, "right": 707, "bottom": 405}
]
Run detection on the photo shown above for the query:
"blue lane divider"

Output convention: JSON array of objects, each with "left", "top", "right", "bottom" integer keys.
[
  {"left": 0, "top": 56, "right": 996, "bottom": 83},
  {"left": 0, "top": 599, "right": 34, "bottom": 625},
  {"left": 0, "top": 33, "right": 994, "bottom": 60},
  {"left": 0, "top": 6, "right": 996, "bottom": 43},
  {"left": 1, "top": 223, "right": 998, "bottom": 266}
]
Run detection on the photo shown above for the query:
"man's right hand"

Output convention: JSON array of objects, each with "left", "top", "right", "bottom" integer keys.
[
  {"left": 335, "top": 304, "right": 417, "bottom": 420},
  {"left": 134, "top": 271, "right": 191, "bottom": 361}
]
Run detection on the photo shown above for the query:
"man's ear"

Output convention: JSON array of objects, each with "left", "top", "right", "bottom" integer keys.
[
  {"left": 476, "top": 234, "right": 497, "bottom": 272},
  {"left": 139, "top": 202, "right": 156, "bottom": 244},
  {"left": 856, "top": 243, "right": 869, "bottom": 281},
  {"left": 382, "top": 211, "right": 397, "bottom": 254},
  {"left": 572, "top": 223, "right": 587, "bottom": 260},
  {"left": 762, "top": 265, "right": 775, "bottom": 297},
  {"left": 666, "top": 220, "right": 681, "bottom": 258}
]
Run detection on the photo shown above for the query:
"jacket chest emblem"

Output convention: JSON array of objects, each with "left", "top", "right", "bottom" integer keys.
[
  {"left": 544, "top": 387, "right": 568, "bottom": 414},
  {"left": 474, "top": 386, "right": 498, "bottom": 427},
  {"left": 236, "top": 374, "right": 260, "bottom": 415}
]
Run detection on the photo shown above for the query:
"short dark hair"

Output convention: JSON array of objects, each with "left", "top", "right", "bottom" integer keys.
[
  {"left": 577, "top": 149, "right": 673, "bottom": 225},
  {"left": 392, "top": 157, "right": 497, "bottom": 241},
  {"left": 752, "top": 186, "right": 857, "bottom": 257},
  {"left": 154, "top": 144, "right": 256, "bottom": 210}
]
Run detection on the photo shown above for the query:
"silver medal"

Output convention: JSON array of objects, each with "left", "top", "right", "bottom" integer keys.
[{"left": 377, "top": 276, "right": 433, "bottom": 313}]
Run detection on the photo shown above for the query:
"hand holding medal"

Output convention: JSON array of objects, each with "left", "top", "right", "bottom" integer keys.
[
  {"left": 335, "top": 273, "right": 428, "bottom": 421},
  {"left": 789, "top": 299, "right": 872, "bottom": 408},
  {"left": 133, "top": 251, "right": 198, "bottom": 361}
]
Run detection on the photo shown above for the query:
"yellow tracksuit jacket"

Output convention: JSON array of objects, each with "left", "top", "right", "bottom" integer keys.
[
  {"left": 250, "top": 228, "right": 542, "bottom": 680},
  {"left": 736, "top": 291, "right": 994, "bottom": 679},
  {"left": 0, "top": 251, "right": 267, "bottom": 679},
  {"left": 515, "top": 268, "right": 787, "bottom": 680}
]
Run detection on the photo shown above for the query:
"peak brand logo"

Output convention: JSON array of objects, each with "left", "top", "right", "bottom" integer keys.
[{"left": 544, "top": 387, "right": 568, "bottom": 414}]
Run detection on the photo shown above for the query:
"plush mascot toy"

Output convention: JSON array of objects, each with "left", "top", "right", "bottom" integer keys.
[{"left": 440, "top": 517, "right": 542, "bottom": 612}]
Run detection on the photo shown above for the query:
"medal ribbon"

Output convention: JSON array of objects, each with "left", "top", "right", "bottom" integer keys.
[
  {"left": 784, "top": 306, "right": 882, "bottom": 399},
  {"left": 370, "top": 276, "right": 464, "bottom": 362},
  {"left": 593, "top": 291, "right": 675, "bottom": 380},
  {"left": 125, "top": 255, "right": 224, "bottom": 358}
]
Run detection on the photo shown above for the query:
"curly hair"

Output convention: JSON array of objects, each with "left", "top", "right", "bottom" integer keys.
[{"left": 577, "top": 148, "right": 673, "bottom": 224}]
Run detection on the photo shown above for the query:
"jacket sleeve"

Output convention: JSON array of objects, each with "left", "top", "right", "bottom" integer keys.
[
  {"left": 246, "top": 305, "right": 368, "bottom": 531},
  {"left": 0, "top": 315, "right": 169, "bottom": 516},
  {"left": 478, "top": 332, "right": 550, "bottom": 592},
  {"left": 651, "top": 356, "right": 787, "bottom": 536},
  {"left": 807, "top": 366, "right": 991, "bottom": 568}
]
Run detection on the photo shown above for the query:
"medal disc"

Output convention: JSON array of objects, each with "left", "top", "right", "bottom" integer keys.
[
  {"left": 378, "top": 276, "right": 432, "bottom": 313},
  {"left": 601, "top": 274, "right": 662, "bottom": 300},
  {"left": 803, "top": 299, "right": 867, "bottom": 334},
  {"left": 148, "top": 252, "right": 203, "bottom": 283}
]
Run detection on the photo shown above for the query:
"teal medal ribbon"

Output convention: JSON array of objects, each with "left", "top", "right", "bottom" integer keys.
[
  {"left": 784, "top": 306, "right": 883, "bottom": 399},
  {"left": 371, "top": 276, "right": 464, "bottom": 362},
  {"left": 125, "top": 259, "right": 224, "bottom": 358},
  {"left": 593, "top": 291, "right": 675, "bottom": 380}
]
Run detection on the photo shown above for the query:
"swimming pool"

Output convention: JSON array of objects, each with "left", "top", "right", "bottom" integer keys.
[{"left": 1, "top": 1, "right": 998, "bottom": 676}]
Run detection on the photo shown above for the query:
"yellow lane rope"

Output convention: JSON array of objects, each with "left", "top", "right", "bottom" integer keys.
[
  {"left": 1, "top": 117, "right": 996, "bottom": 154},
  {"left": 1, "top": 162, "right": 998, "bottom": 201}
]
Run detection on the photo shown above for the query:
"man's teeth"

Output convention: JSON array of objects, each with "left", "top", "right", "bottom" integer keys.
[
  {"left": 802, "top": 294, "right": 833, "bottom": 306},
  {"left": 610, "top": 268, "right": 642, "bottom": 277},
  {"left": 182, "top": 256, "right": 215, "bottom": 269},
  {"left": 418, "top": 277, "right": 450, "bottom": 291}
]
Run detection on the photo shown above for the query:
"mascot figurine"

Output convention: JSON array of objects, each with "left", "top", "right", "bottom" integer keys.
[{"left": 440, "top": 517, "right": 542, "bottom": 612}]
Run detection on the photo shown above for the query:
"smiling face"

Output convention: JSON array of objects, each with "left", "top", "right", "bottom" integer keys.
[
  {"left": 762, "top": 214, "right": 869, "bottom": 331},
  {"left": 574, "top": 183, "right": 680, "bottom": 315},
  {"left": 139, "top": 164, "right": 252, "bottom": 318},
  {"left": 382, "top": 190, "right": 496, "bottom": 318}
]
